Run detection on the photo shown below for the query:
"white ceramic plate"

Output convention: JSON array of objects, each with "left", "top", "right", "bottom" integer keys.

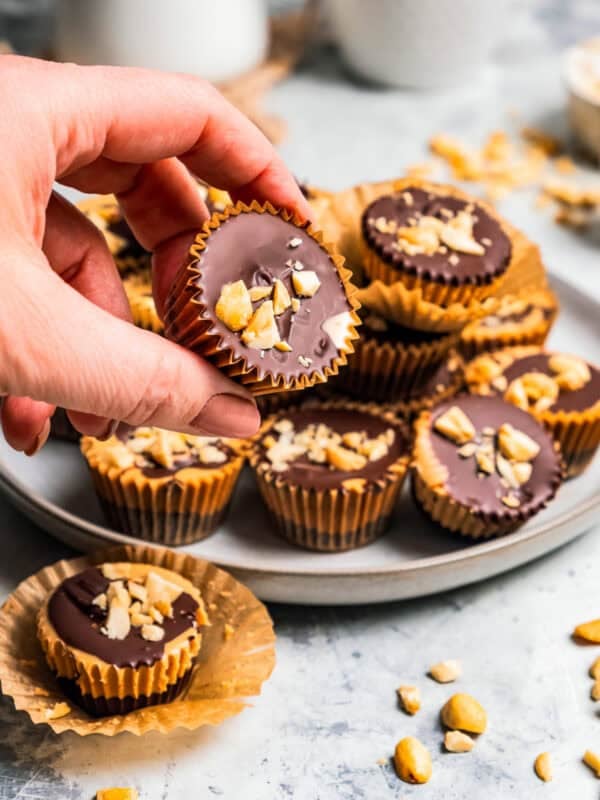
[{"left": 0, "top": 275, "right": 598, "bottom": 605}]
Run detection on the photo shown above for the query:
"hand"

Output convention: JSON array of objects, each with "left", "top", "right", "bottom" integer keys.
[{"left": 0, "top": 56, "right": 311, "bottom": 455}]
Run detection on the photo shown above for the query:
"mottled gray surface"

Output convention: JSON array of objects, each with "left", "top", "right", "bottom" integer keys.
[{"left": 2, "top": 1, "right": 600, "bottom": 798}]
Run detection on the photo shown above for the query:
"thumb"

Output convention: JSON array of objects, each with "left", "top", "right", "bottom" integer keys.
[{"left": 1, "top": 251, "right": 259, "bottom": 439}]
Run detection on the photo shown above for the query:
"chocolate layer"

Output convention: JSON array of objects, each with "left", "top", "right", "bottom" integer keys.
[
  {"left": 194, "top": 212, "right": 353, "bottom": 382},
  {"left": 48, "top": 567, "right": 199, "bottom": 668},
  {"left": 499, "top": 353, "right": 600, "bottom": 413},
  {"left": 114, "top": 429, "right": 235, "bottom": 475},
  {"left": 429, "top": 395, "right": 561, "bottom": 521},
  {"left": 362, "top": 188, "right": 511, "bottom": 285},
  {"left": 258, "top": 408, "right": 408, "bottom": 490},
  {"left": 57, "top": 671, "right": 191, "bottom": 718}
]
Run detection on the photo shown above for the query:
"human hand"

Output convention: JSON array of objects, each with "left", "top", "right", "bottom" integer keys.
[{"left": 0, "top": 56, "right": 311, "bottom": 455}]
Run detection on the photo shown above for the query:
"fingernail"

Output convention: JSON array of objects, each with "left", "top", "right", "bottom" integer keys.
[
  {"left": 192, "top": 394, "right": 260, "bottom": 438},
  {"left": 25, "top": 418, "right": 51, "bottom": 457},
  {"left": 97, "top": 419, "right": 120, "bottom": 441}
]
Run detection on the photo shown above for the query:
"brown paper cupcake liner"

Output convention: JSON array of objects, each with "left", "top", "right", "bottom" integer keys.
[
  {"left": 332, "top": 326, "right": 459, "bottom": 403},
  {"left": 164, "top": 201, "right": 361, "bottom": 396},
  {"left": 460, "top": 288, "right": 558, "bottom": 360},
  {"left": 356, "top": 279, "right": 498, "bottom": 333},
  {"left": 0, "top": 544, "right": 276, "bottom": 736},
  {"left": 387, "top": 354, "right": 465, "bottom": 419},
  {"left": 36, "top": 564, "right": 202, "bottom": 714},
  {"left": 412, "top": 410, "right": 561, "bottom": 539},
  {"left": 495, "top": 227, "right": 549, "bottom": 298},
  {"left": 81, "top": 439, "right": 246, "bottom": 546},
  {"left": 249, "top": 400, "right": 410, "bottom": 551},
  {"left": 49, "top": 408, "right": 80, "bottom": 443}
]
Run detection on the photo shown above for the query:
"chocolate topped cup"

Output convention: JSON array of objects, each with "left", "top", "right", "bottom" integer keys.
[
  {"left": 413, "top": 394, "right": 562, "bottom": 539},
  {"left": 37, "top": 562, "right": 208, "bottom": 716},
  {"left": 164, "top": 202, "right": 360, "bottom": 395},
  {"left": 332, "top": 306, "right": 459, "bottom": 402},
  {"left": 465, "top": 347, "right": 600, "bottom": 476},
  {"left": 250, "top": 402, "right": 410, "bottom": 551},
  {"left": 460, "top": 288, "right": 558, "bottom": 359},
  {"left": 360, "top": 183, "right": 512, "bottom": 307},
  {"left": 81, "top": 428, "right": 248, "bottom": 545}
]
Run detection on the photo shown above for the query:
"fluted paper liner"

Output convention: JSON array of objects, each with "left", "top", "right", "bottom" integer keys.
[
  {"left": 412, "top": 409, "right": 562, "bottom": 539},
  {"left": 0, "top": 545, "right": 276, "bottom": 736},
  {"left": 309, "top": 176, "right": 548, "bottom": 331},
  {"left": 81, "top": 437, "right": 247, "bottom": 546},
  {"left": 465, "top": 347, "right": 600, "bottom": 478},
  {"left": 164, "top": 201, "right": 361, "bottom": 396},
  {"left": 249, "top": 400, "right": 410, "bottom": 551},
  {"left": 333, "top": 325, "right": 459, "bottom": 402},
  {"left": 460, "top": 287, "right": 558, "bottom": 360}
]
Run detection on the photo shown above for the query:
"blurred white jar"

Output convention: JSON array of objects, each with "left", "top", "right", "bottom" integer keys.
[
  {"left": 55, "top": 0, "right": 268, "bottom": 83},
  {"left": 326, "top": 0, "right": 507, "bottom": 89}
]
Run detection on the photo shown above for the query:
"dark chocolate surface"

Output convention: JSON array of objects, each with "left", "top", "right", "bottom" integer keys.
[
  {"left": 259, "top": 408, "right": 407, "bottom": 490},
  {"left": 362, "top": 188, "right": 511, "bottom": 285},
  {"left": 114, "top": 428, "right": 234, "bottom": 476},
  {"left": 429, "top": 395, "right": 561, "bottom": 520},
  {"left": 198, "top": 212, "right": 353, "bottom": 381},
  {"left": 498, "top": 353, "right": 600, "bottom": 413},
  {"left": 48, "top": 567, "right": 199, "bottom": 668}
]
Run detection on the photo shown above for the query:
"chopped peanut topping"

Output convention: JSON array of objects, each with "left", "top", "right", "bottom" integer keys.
[
  {"left": 397, "top": 685, "right": 421, "bottom": 715},
  {"left": 292, "top": 270, "right": 321, "bottom": 298},
  {"left": 272, "top": 279, "right": 292, "bottom": 315},
  {"left": 262, "top": 418, "right": 396, "bottom": 476},
  {"left": 215, "top": 280, "right": 253, "bottom": 331},
  {"left": 249, "top": 285, "right": 273, "bottom": 302},
  {"left": 434, "top": 406, "right": 476, "bottom": 445},
  {"left": 241, "top": 300, "right": 281, "bottom": 350}
]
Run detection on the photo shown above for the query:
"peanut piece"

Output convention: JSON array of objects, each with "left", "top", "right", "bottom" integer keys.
[
  {"left": 141, "top": 623, "right": 165, "bottom": 642},
  {"left": 549, "top": 354, "right": 590, "bottom": 390},
  {"left": 393, "top": 737, "right": 432, "bottom": 784},
  {"left": 433, "top": 406, "right": 476, "bottom": 445},
  {"left": 589, "top": 656, "right": 600, "bottom": 680},
  {"left": 444, "top": 731, "right": 474, "bottom": 753},
  {"left": 105, "top": 599, "right": 131, "bottom": 640},
  {"left": 441, "top": 693, "right": 487, "bottom": 734},
  {"left": 534, "top": 752, "right": 552, "bottom": 782},
  {"left": 292, "top": 270, "right": 321, "bottom": 297},
  {"left": 583, "top": 750, "right": 600, "bottom": 777},
  {"left": 45, "top": 701, "right": 71, "bottom": 720},
  {"left": 96, "top": 790, "right": 139, "bottom": 800},
  {"left": 241, "top": 300, "right": 281, "bottom": 350},
  {"left": 429, "top": 659, "right": 462, "bottom": 684},
  {"left": 397, "top": 685, "right": 421, "bottom": 715},
  {"left": 272, "top": 279, "right": 291, "bottom": 315},
  {"left": 215, "top": 280, "right": 253, "bottom": 332},
  {"left": 497, "top": 423, "right": 540, "bottom": 462},
  {"left": 249, "top": 285, "right": 273, "bottom": 302},
  {"left": 573, "top": 618, "right": 600, "bottom": 643},
  {"left": 590, "top": 681, "right": 600, "bottom": 701},
  {"left": 326, "top": 444, "right": 367, "bottom": 472}
]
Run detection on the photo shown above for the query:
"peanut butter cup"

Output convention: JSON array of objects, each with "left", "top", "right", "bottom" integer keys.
[
  {"left": 332, "top": 307, "right": 459, "bottom": 402},
  {"left": 164, "top": 202, "right": 360, "bottom": 395},
  {"left": 37, "top": 562, "right": 208, "bottom": 717},
  {"left": 250, "top": 402, "right": 410, "bottom": 551},
  {"left": 389, "top": 351, "right": 464, "bottom": 418},
  {"left": 460, "top": 288, "right": 558, "bottom": 359},
  {"left": 413, "top": 395, "right": 562, "bottom": 539},
  {"left": 361, "top": 185, "right": 512, "bottom": 306},
  {"left": 465, "top": 347, "right": 600, "bottom": 476},
  {"left": 81, "top": 427, "right": 248, "bottom": 545}
]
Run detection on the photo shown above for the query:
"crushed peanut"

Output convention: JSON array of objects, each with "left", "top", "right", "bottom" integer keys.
[
  {"left": 429, "top": 659, "right": 462, "bottom": 684},
  {"left": 45, "top": 701, "right": 71, "bottom": 720},
  {"left": 262, "top": 419, "right": 395, "bottom": 476},
  {"left": 434, "top": 406, "right": 476, "bottom": 445},
  {"left": 583, "top": 750, "right": 600, "bottom": 777},
  {"left": 441, "top": 693, "right": 487, "bottom": 734},
  {"left": 373, "top": 206, "right": 486, "bottom": 257},
  {"left": 444, "top": 731, "right": 475, "bottom": 753},
  {"left": 394, "top": 737, "right": 432, "bottom": 784},
  {"left": 292, "top": 270, "right": 321, "bottom": 298},
  {"left": 534, "top": 752, "right": 553, "bottom": 782},
  {"left": 573, "top": 618, "right": 600, "bottom": 643},
  {"left": 215, "top": 280, "right": 253, "bottom": 331},
  {"left": 397, "top": 685, "right": 421, "bottom": 715},
  {"left": 590, "top": 681, "right": 600, "bottom": 701}
]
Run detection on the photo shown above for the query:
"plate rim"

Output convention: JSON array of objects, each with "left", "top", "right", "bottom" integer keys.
[{"left": 0, "top": 274, "right": 598, "bottom": 581}]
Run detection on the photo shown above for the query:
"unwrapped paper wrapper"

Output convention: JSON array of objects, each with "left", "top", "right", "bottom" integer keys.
[{"left": 0, "top": 544, "right": 275, "bottom": 736}]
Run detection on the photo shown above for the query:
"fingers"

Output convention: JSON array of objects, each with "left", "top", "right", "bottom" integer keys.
[
  {"left": 10, "top": 57, "right": 311, "bottom": 218},
  {"left": 1, "top": 396, "right": 53, "bottom": 455},
  {"left": 0, "top": 245, "right": 259, "bottom": 439}
]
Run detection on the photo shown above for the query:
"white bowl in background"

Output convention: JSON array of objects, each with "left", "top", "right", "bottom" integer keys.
[
  {"left": 326, "top": 0, "right": 507, "bottom": 89},
  {"left": 55, "top": 0, "right": 269, "bottom": 84},
  {"left": 564, "top": 37, "right": 600, "bottom": 161}
]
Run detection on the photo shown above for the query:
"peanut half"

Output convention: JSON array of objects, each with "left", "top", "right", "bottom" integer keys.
[
  {"left": 96, "top": 790, "right": 139, "bottom": 800},
  {"left": 441, "top": 693, "right": 487, "bottom": 734},
  {"left": 573, "top": 618, "right": 600, "bottom": 643},
  {"left": 534, "top": 752, "right": 553, "bottom": 782},
  {"left": 444, "top": 731, "right": 475, "bottom": 753},
  {"left": 393, "top": 737, "right": 432, "bottom": 784},
  {"left": 583, "top": 750, "right": 600, "bottom": 778}
]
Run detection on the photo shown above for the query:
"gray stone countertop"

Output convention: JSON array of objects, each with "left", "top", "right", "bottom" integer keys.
[{"left": 1, "top": 2, "right": 600, "bottom": 798}]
